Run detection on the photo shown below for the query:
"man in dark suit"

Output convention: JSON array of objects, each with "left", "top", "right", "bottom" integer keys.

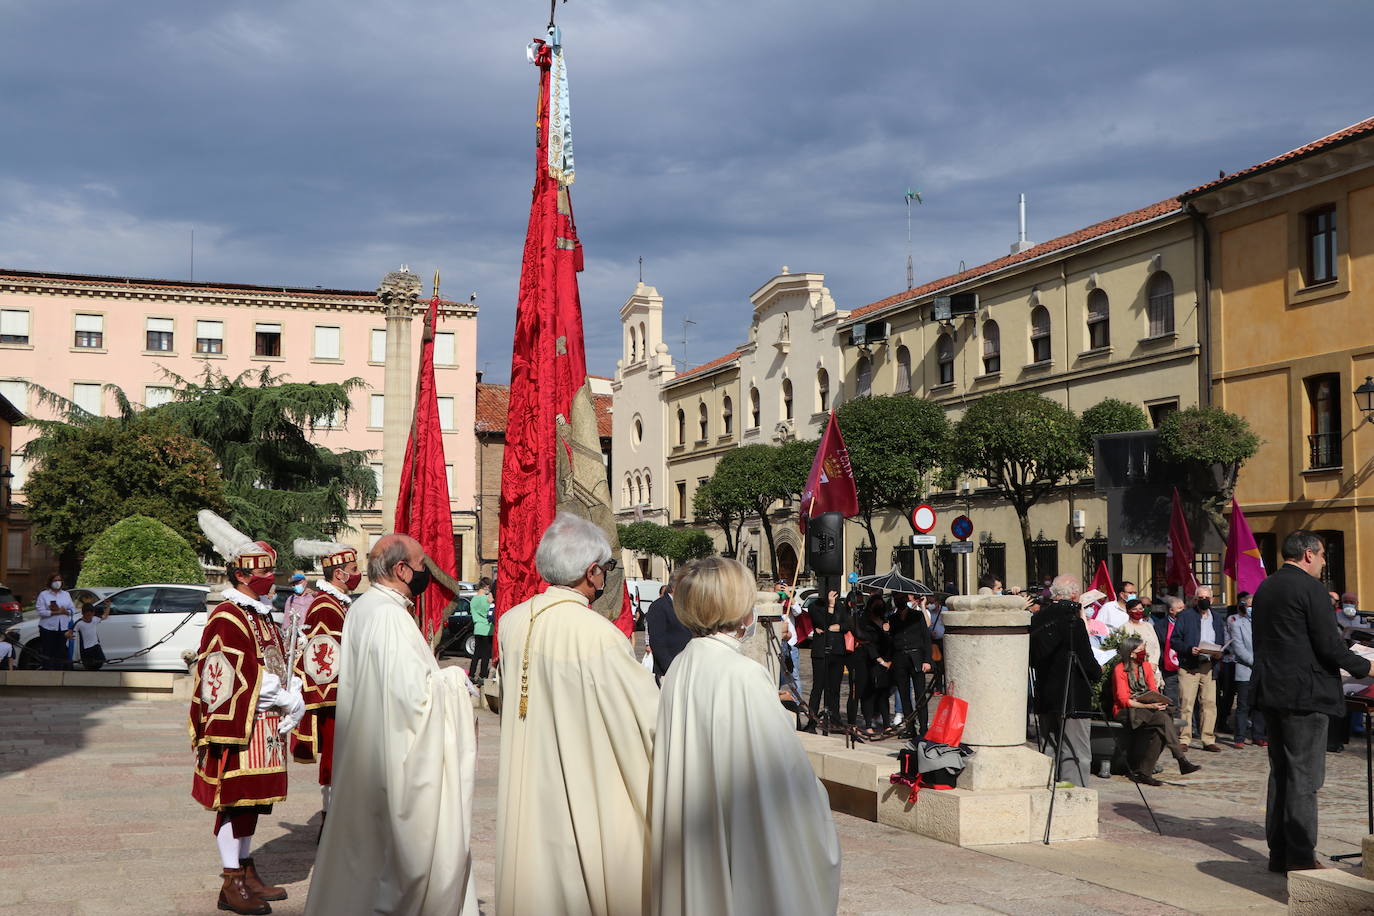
[
  {"left": 1252, "top": 530, "right": 1371, "bottom": 872},
  {"left": 645, "top": 583, "right": 690, "bottom": 682},
  {"left": 1030, "top": 575, "right": 1102, "bottom": 787},
  {"left": 1170, "top": 586, "right": 1228, "bottom": 752}
]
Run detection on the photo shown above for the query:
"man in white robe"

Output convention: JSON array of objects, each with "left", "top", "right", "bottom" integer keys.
[
  {"left": 495, "top": 513, "right": 659, "bottom": 916},
  {"left": 306, "top": 534, "right": 477, "bottom": 916},
  {"left": 650, "top": 557, "right": 840, "bottom": 916}
]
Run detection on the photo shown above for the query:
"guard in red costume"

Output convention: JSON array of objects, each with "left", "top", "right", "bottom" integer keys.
[
  {"left": 289, "top": 538, "right": 361, "bottom": 836},
  {"left": 190, "top": 510, "right": 305, "bottom": 916}
]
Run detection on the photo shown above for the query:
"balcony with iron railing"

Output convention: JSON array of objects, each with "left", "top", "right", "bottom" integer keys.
[{"left": 1308, "top": 432, "right": 1341, "bottom": 470}]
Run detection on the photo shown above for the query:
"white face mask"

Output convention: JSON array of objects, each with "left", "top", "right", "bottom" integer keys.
[
  {"left": 1342, "top": 604, "right": 1358, "bottom": 618},
  {"left": 741, "top": 610, "right": 758, "bottom": 642},
  {"left": 1124, "top": 592, "right": 1137, "bottom": 601},
  {"left": 50, "top": 581, "right": 61, "bottom": 590},
  {"left": 992, "top": 589, "right": 1003, "bottom": 596}
]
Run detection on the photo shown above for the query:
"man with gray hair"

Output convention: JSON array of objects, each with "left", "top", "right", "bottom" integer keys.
[
  {"left": 1029, "top": 574, "right": 1102, "bottom": 786},
  {"left": 495, "top": 513, "right": 658, "bottom": 916}
]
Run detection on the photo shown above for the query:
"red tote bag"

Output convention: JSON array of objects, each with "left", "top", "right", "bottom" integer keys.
[{"left": 924, "top": 694, "right": 969, "bottom": 747}]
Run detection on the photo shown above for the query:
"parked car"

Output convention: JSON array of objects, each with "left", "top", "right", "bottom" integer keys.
[
  {"left": 0, "top": 585, "right": 22, "bottom": 632},
  {"left": 624, "top": 579, "right": 666, "bottom": 631},
  {"left": 441, "top": 584, "right": 480, "bottom": 658},
  {"left": 14, "top": 584, "right": 284, "bottom": 672}
]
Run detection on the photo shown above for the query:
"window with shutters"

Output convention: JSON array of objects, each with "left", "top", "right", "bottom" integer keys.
[
  {"left": 895, "top": 346, "right": 912, "bottom": 393},
  {"left": 196, "top": 320, "right": 224, "bottom": 354},
  {"left": 144, "top": 386, "right": 175, "bottom": 408},
  {"left": 981, "top": 321, "right": 1000, "bottom": 374},
  {"left": 370, "top": 329, "right": 386, "bottom": 363},
  {"left": 0, "top": 379, "right": 26, "bottom": 411},
  {"left": 254, "top": 323, "right": 282, "bottom": 357},
  {"left": 722, "top": 396, "right": 733, "bottom": 435},
  {"left": 1030, "top": 306, "right": 1051, "bottom": 364},
  {"left": 145, "top": 317, "right": 174, "bottom": 352},
  {"left": 855, "top": 355, "right": 872, "bottom": 398},
  {"left": 74, "top": 314, "right": 104, "bottom": 349},
  {"left": 72, "top": 383, "right": 102, "bottom": 416},
  {"left": 369, "top": 462, "right": 383, "bottom": 494},
  {"left": 1087, "top": 289, "right": 1110, "bottom": 350},
  {"left": 936, "top": 334, "right": 954, "bottom": 385},
  {"left": 1146, "top": 272, "right": 1174, "bottom": 337},
  {"left": 369, "top": 394, "right": 385, "bottom": 428},
  {"left": 434, "top": 332, "right": 456, "bottom": 366},
  {"left": 313, "top": 325, "right": 341, "bottom": 360},
  {"left": 437, "top": 396, "right": 455, "bottom": 431},
  {"left": 816, "top": 369, "right": 830, "bottom": 412},
  {"left": 0, "top": 310, "right": 30, "bottom": 345},
  {"left": 698, "top": 402, "right": 708, "bottom": 441}
]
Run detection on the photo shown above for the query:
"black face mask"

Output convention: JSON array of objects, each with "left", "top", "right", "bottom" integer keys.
[
  {"left": 593, "top": 586, "right": 606, "bottom": 602},
  {"left": 1196, "top": 598, "right": 1211, "bottom": 611},
  {"left": 403, "top": 563, "right": 431, "bottom": 599}
]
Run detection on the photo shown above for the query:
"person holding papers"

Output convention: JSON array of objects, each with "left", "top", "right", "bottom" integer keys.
[{"left": 1170, "top": 586, "right": 1228, "bottom": 752}]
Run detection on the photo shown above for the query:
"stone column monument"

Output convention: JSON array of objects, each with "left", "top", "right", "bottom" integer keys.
[
  {"left": 377, "top": 267, "right": 420, "bottom": 525},
  {"left": 878, "top": 593, "right": 1098, "bottom": 845}
]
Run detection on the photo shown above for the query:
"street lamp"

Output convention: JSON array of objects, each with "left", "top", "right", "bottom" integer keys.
[{"left": 1356, "top": 376, "right": 1374, "bottom": 421}]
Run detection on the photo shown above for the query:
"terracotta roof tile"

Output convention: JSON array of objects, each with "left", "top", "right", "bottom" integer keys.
[
  {"left": 667, "top": 350, "right": 740, "bottom": 384},
  {"left": 1182, "top": 115, "right": 1374, "bottom": 199},
  {"left": 847, "top": 198, "right": 1183, "bottom": 323},
  {"left": 476, "top": 381, "right": 612, "bottom": 438}
]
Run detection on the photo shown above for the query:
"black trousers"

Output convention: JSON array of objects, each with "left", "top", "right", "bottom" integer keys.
[
  {"left": 1263, "top": 709, "right": 1328, "bottom": 869},
  {"left": 1116, "top": 707, "right": 1186, "bottom": 775},
  {"left": 891, "top": 651, "right": 929, "bottom": 734},
  {"left": 470, "top": 634, "right": 492, "bottom": 680},
  {"left": 807, "top": 651, "right": 844, "bottom": 723},
  {"left": 1215, "top": 661, "right": 1237, "bottom": 733},
  {"left": 1233, "top": 681, "right": 1266, "bottom": 742},
  {"left": 859, "top": 660, "right": 891, "bottom": 727},
  {"left": 39, "top": 628, "right": 70, "bottom": 670}
]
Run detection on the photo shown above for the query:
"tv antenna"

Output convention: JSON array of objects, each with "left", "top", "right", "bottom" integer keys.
[
  {"left": 904, "top": 189, "right": 923, "bottom": 289},
  {"left": 638, "top": 255, "right": 643, "bottom": 284},
  {"left": 680, "top": 316, "right": 696, "bottom": 370}
]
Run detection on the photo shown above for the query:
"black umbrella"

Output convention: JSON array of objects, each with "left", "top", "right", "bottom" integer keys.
[{"left": 856, "top": 566, "right": 934, "bottom": 597}]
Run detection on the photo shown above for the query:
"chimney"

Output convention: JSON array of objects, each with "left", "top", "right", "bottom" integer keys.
[
  {"left": 476, "top": 369, "right": 484, "bottom": 384},
  {"left": 1010, "top": 193, "right": 1034, "bottom": 254}
]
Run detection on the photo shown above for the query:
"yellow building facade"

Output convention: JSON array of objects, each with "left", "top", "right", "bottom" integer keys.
[{"left": 1187, "top": 116, "right": 1374, "bottom": 596}]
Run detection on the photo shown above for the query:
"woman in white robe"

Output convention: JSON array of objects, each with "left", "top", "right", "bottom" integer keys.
[{"left": 650, "top": 557, "right": 841, "bottom": 916}]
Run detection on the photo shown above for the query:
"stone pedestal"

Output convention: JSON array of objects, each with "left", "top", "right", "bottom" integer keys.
[{"left": 900, "top": 594, "right": 1098, "bottom": 846}]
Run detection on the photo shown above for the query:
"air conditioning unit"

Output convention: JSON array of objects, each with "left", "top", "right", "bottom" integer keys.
[
  {"left": 849, "top": 320, "right": 889, "bottom": 347},
  {"left": 932, "top": 293, "right": 978, "bottom": 321}
]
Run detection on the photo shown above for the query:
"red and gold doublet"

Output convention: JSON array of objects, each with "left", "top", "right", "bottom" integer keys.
[
  {"left": 189, "top": 597, "right": 290, "bottom": 811},
  {"left": 291, "top": 588, "right": 348, "bottom": 785}
]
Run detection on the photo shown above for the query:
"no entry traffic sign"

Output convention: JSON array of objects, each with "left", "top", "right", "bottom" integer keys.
[
  {"left": 912, "top": 504, "right": 937, "bottom": 533},
  {"left": 951, "top": 515, "right": 974, "bottom": 541}
]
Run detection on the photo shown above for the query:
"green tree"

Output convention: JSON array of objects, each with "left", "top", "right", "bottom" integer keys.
[
  {"left": 833, "top": 396, "right": 951, "bottom": 547},
  {"left": 77, "top": 515, "right": 206, "bottom": 588},
  {"left": 154, "top": 366, "right": 377, "bottom": 568},
  {"left": 691, "top": 478, "right": 745, "bottom": 558},
  {"left": 665, "top": 529, "right": 715, "bottom": 565},
  {"left": 705, "top": 444, "right": 800, "bottom": 575},
  {"left": 1079, "top": 398, "right": 1149, "bottom": 453},
  {"left": 946, "top": 391, "right": 1089, "bottom": 579},
  {"left": 1156, "top": 405, "right": 1262, "bottom": 527},
  {"left": 615, "top": 522, "right": 714, "bottom": 571},
  {"left": 23, "top": 397, "right": 226, "bottom": 570}
]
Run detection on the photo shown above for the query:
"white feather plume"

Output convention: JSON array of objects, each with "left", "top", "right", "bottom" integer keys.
[
  {"left": 293, "top": 538, "right": 350, "bottom": 560},
  {"left": 198, "top": 510, "right": 254, "bottom": 562}
]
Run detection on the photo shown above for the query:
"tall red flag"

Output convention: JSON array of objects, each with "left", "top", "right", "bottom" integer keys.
[
  {"left": 394, "top": 290, "right": 456, "bottom": 640},
  {"left": 1166, "top": 487, "right": 1199, "bottom": 597},
  {"left": 496, "top": 30, "right": 634, "bottom": 639},
  {"left": 799, "top": 410, "right": 859, "bottom": 526}
]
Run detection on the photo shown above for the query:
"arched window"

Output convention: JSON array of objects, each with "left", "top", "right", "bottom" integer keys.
[
  {"left": 1087, "top": 289, "right": 1109, "bottom": 350},
  {"left": 982, "top": 321, "right": 1001, "bottom": 374},
  {"left": 643, "top": 471, "right": 652, "bottom": 504},
  {"left": 634, "top": 473, "right": 643, "bottom": 505},
  {"left": 639, "top": 321, "right": 647, "bottom": 356},
  {"left": 676, "top": 408, "right": 686, "bottom": 445},
  {"left": 624, "top": 474, "right": 633, "bottom": 506},
  {"left": 1147, "top": 272, "right": 1174, "bottom": 337},
  {"left": 855, "top": 355, "right": 872, "bottom": 398},
  {"left": 722, "top": 396, "right": 733, "bottom": 435},
  {"left": 698, "top": 402, "right": 708, "bottom": 441},
  {"left": 817, "top": 369, "right": 830, "bottom": 412},
  {"left": 749, "top": 387, "right": 760, "bottom": 428},
  {"left": 1030, "top": 305, "right": 1051, "bottom": 363},
  {"left": 627, "top": 326, "right": 637, "bottom": 362},
  {"left": 895, "top": 345, "right": 912, "bottom": 393},
  {"left": 782, "top": 378, "right": 794, "bottom": 419},
  {"left": 936, "top": 334, "right": 954, "bottom": 385}
]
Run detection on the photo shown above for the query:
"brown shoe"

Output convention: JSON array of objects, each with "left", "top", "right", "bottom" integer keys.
[
  {"left": 240, "top": 857, "right": 287, "bottom": 902},
  {"left": 219, "top": 868, "right": 270, "bottom": 915},
  {"left": 1202, "top": 744, "right": 1223, "bottom": 753}
]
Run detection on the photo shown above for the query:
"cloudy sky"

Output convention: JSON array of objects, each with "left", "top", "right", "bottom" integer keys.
[{"left": 2, "top": 1, "right": 1369, "bottom": 381}]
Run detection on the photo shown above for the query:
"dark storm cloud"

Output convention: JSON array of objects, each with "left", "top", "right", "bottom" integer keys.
[{"left": 2, "top": 0, "right": 1370, "bottom": 380}]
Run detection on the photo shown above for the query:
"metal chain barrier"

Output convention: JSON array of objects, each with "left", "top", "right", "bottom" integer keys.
[{"left": 19, "top": 612, "right": 200, "bottom": 670}]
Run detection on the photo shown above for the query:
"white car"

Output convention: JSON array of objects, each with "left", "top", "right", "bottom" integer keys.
[
  {"left": 15, "top": 584, "right": 281, "bottom": 672},
  {"left": 624, "top": 579, "right": 666, "bottom": 622}
]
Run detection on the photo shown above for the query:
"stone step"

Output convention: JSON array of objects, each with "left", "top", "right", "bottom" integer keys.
[{"left": 0, "top": 670, "right": 190, "bottom": 700}]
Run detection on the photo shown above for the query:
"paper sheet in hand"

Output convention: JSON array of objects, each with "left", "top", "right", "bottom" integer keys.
[
  {"left": 1079, "top": 589, "right": 1107, "bottom": 606},
  {"left": 1196, "top": 639, "right": 1228, "bottom": 656}
]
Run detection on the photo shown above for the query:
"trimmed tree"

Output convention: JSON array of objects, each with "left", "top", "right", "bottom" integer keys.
[
  {"left": 1156, "top": 405, "right": 1262, "bottom": 527},
  {"left": 1079, "top": 398, "right": 1150, "bottom": 453},
  {"left": 77, "top": 515, "right": 206, "bottom": 588},
  {"left": 704, "top": 444, "right": 802, "bottom": 575},
  {"left": 833, "top": 396, "right": 951, "bottom": 546},
  {"left": 946, "top": 391, "right": 1090, "bottom": 580}
]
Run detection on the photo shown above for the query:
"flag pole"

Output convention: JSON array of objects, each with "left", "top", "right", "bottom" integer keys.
[{"left": 786, "top": 502, "right": 812, "bottom": 608}]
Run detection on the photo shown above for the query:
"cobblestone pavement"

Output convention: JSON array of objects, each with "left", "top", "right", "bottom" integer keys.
[{"left": 0, "top": 685, "right": 1369, "bottom": 915}]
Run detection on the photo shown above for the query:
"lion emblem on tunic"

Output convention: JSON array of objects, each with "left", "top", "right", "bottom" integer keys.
[{"left": 305, "top": 634, "right": 341, "bottom": 683}]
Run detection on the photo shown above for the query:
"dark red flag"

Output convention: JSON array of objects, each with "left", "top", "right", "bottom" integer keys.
[
  {"left": 394, "top": 290, "right": 456, "bottom": 640},
  {"left": 495, "top": 32, "right": 633, "bottom": 642},
  {"left": 799, "top": 409, "right": 859, "bottom": 527},
  {"left": 1166, "top": 487, "right": 1199, "bottom": 597}
]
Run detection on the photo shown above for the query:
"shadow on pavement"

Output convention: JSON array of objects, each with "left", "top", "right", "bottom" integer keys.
[
  {"left": 252, "top": 813, "right": 322, "bottom": 886},
  {"left": 0, "top": 691, "right": 123, "bottom": 777},
  {"left": 1194, "top": 859, "right": 1288, "bottom": 903}
]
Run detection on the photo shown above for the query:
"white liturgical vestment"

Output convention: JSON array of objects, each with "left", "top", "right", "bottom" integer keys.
[
  {"left": 495, "top": 586, "right": 658, "bottom": 916},
  {"left": 305, "top": 584, "right": 477, "bottom": 916},
  {"left": 651, "top": 633, "right": 841, "bottom": 916}
]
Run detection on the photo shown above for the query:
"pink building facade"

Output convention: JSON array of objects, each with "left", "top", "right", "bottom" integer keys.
[{"left": 0, "top": 268, "right": 479, "bottom": 596}]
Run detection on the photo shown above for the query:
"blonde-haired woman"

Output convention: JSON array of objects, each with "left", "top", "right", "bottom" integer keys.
[{"left": 649, "top": 557, "right": 840, "bottom": 916}]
